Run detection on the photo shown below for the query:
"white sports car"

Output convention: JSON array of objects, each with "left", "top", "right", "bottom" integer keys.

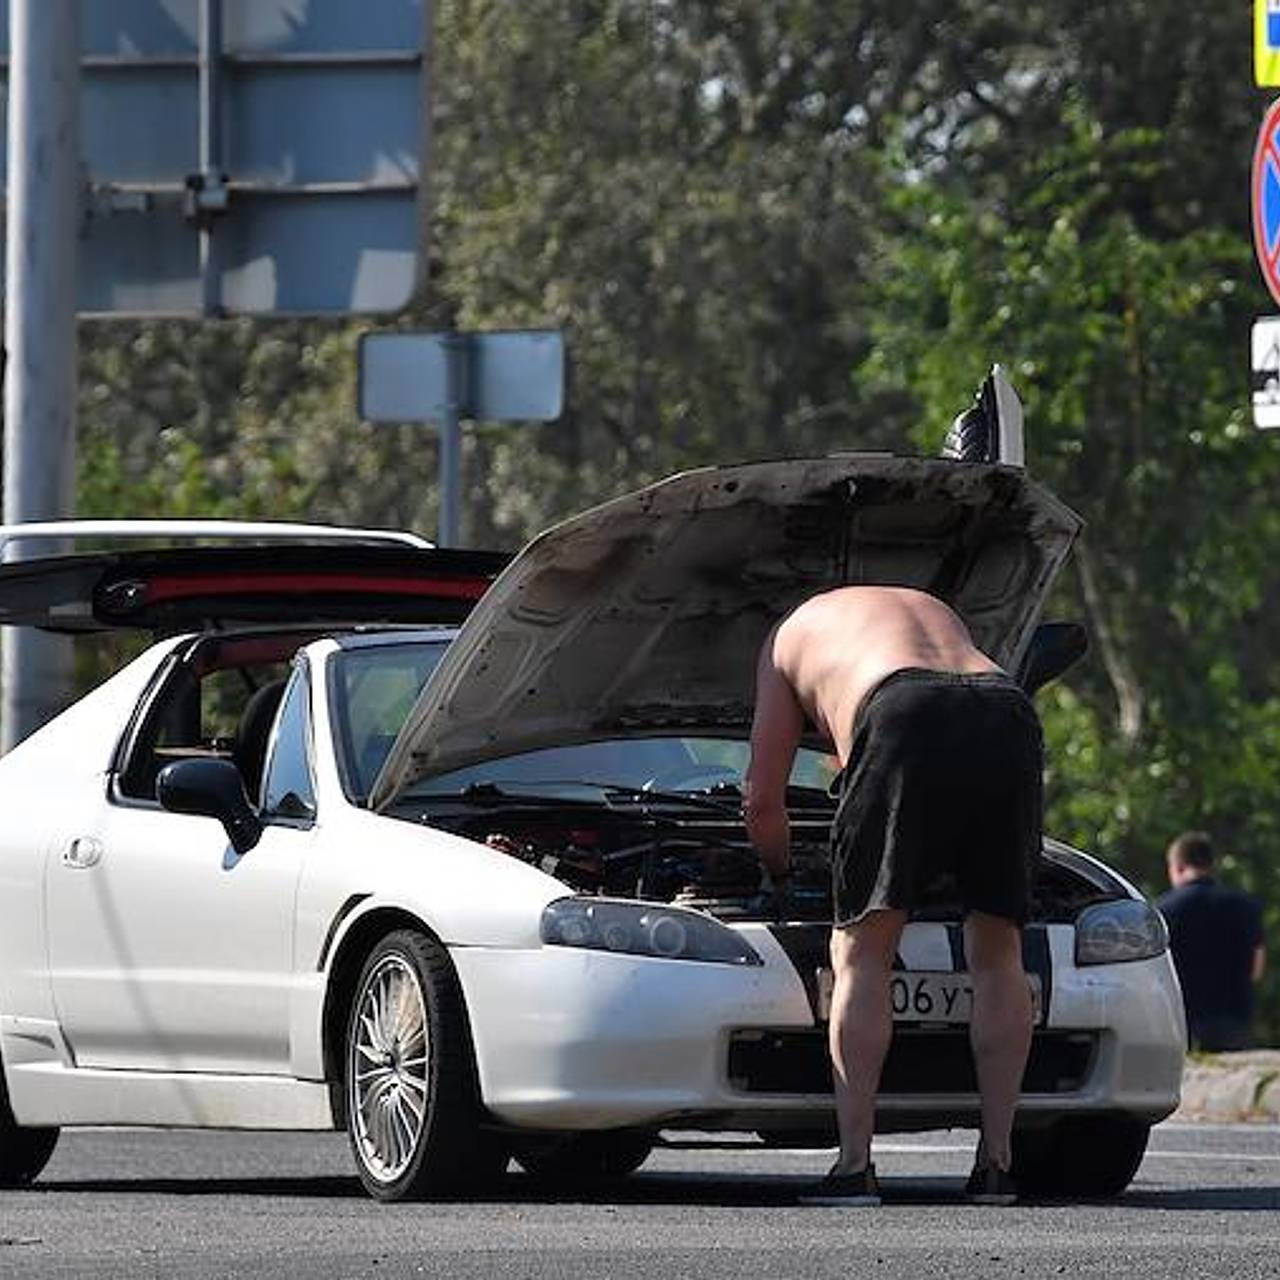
[{"left": 0, "top": 456, "right": 1184, "bottom": 1202}]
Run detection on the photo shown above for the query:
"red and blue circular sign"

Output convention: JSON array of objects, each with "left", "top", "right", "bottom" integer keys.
[{"left": 1252, "top": 99, "right": 1280, "bottom": 306}]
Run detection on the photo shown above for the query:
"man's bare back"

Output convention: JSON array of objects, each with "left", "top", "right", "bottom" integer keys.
[
  {"left": 771, "top": 586, "right": 999, "bottom": 763},
  {"left": 744, "top": 585, "right": 999, "bottom": 877}
]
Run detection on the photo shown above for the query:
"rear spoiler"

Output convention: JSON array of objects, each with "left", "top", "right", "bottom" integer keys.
[{"left": 0, "top": 522, "right": 510, "bottom": 635}]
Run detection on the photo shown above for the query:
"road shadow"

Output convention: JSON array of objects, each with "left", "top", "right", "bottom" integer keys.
[
  {"left": 32, "top": 1175, "right": 367, "bottom": 1201},
  {"left": 27, "top": 1171, "right": 1280, "bottom": 1212},
  {"left": 1112, "top": 1185, "right": 1280, "bottom": 1212},
  {"left": 32, "top": 1170, "right": 804, "bottom": 1205}
]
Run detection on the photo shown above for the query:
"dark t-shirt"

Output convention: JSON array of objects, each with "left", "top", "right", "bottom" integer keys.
[{"left": 1157, "top": 877, "right": 1264, "bottom": 1031}]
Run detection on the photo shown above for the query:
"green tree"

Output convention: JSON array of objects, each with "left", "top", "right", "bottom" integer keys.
[
  {"left": 78, "top": 319, "right": 464, "bottom": 536},
  {"left": 860, "top": 117, "right": 1280, "bottom": 1038}
]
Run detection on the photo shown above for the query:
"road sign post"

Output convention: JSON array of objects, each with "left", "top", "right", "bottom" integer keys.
[
  {"left": 1, "top": 0, "right": 80, "bottom": 749},
  {"left": 359, "top": 330, "right": 566, "bottom": 546},
  {"left": 439, "top": 333, "right": 467, "bottom": 548}
]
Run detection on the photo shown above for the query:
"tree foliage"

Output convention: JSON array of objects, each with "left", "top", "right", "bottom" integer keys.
[{"left": 861, "top": 120, "right": 1280, "bottom": 913}]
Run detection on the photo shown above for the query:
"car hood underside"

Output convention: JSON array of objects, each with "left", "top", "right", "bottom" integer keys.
[{"left": 373, "top": 456, "right": 1081, "bottom": 806}]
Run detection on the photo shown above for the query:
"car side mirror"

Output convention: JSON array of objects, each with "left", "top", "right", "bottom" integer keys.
[
  {"left": 157, "top": 758, "right": 264, "bottom": 855},
  {"left": 1017, "top": 621, "right": 1088, "bottom": 695}
]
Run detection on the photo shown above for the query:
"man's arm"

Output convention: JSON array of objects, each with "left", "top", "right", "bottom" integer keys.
[
  {"left": 1249, "top": 898, "right": 1266, "bottom": 984},
  {"left": 744, "top": 635, "right": 805, "bottom": 878}
]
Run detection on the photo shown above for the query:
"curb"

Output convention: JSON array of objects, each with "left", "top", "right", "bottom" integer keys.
[{"left": 1172, "top": 1050, "right": 1280, "bottom": 1123}]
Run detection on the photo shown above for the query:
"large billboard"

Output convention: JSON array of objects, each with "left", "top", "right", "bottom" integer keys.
[{"left": 0, "top": 0, "right": 428, "bottom": 315}]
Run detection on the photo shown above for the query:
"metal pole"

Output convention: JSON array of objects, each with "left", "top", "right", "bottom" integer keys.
[
  {"left": 438, "top": 333, "right": 467, "bottom": 546},
  {"left": 2, "top": 0, "right": 80, "bottom": 751},
  {"left": 197, "top": 0, "right": 225, "bottom": 315}
]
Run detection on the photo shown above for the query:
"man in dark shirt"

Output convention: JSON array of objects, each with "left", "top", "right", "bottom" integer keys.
[{"left": 1157, "top": 831, "right": 1266, "bottom": 1052}]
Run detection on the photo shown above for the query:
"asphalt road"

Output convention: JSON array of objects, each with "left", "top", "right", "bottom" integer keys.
[{"left": 2, "top": 1122, "right": 1277, "bottom": 1279}]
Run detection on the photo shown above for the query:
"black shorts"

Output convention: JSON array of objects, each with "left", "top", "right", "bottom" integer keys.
[{"left": 830, "top": 668, "right": 1043, "bottom": 927}]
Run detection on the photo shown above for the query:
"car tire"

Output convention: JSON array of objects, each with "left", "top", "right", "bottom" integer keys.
[
  {"left": 513, "top": 1130, "right": 655, "bottom": 1185},
  {"left": 0, "top": 1063, "right": 58, "bottom": 1188},
  {"left": 344, "top": 928, "right": 495, "bottom": 1202},
  {"left": 1012, "top": 1114, "right": 1150, "bottom": 1198}
]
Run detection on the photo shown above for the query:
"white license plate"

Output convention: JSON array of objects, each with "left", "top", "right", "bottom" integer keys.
[{"left": 815, "top": 969, "right": 1043, "bottom": 1025}]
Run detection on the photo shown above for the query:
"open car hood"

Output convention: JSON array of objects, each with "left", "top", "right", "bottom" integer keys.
[
  {"left": 372, "top": 456, "right": 1082, "bottom": 807},
  {"left": 0, "top": 543, "right": 511, "bottom": 634}
]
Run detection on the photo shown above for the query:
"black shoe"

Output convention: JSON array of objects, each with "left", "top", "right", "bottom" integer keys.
[
  {"left": 966, "top": 1163, "right": 1017, "bottom": 1205},
  {"left": 800, "top": 1163, "right": 881, "bottom": 1206}
]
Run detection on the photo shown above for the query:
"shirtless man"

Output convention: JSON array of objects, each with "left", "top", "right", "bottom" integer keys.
[{"left": 744, "top": 585, "right": 1043, "bottom": 1205}]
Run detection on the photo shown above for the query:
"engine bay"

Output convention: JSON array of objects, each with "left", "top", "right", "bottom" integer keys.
[{"left": 400, "top": 790, "right": 1119, "bottom": 924}]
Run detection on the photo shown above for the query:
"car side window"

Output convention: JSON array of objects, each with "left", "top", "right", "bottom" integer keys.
[
  {"left": 260, "top": 668, "right": 317, "bottom": 825},
  {"left": 116, "top": 660, "right": 293, "bottom": 803}
]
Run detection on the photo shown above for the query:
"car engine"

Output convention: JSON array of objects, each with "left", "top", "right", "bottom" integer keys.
[{"left": 404, "top": 793, "right": 1118, "bottom": 924}]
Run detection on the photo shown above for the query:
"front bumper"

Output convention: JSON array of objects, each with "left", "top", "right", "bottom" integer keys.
[{"left": 451, "top": 922, "right": 1185, "bottom": 1133}]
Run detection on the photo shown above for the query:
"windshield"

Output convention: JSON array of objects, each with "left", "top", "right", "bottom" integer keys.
[
  {"left": 330, "top": 640, "right": 450, "bottom": 801},
  {"left": 398, "top": 736, "right": 840, "bottom": 800}
]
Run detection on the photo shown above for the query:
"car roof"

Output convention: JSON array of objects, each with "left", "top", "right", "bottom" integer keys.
[
  {"left": 330, "top": 627, "right": 462, "bottom": 651},
  {"left": 148, "top": 627, "right": 465, "bottom": 679}
]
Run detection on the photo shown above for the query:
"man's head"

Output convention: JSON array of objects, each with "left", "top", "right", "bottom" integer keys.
[{"left": 1166, "top": 830, "right": 1215, "bottom": 887}]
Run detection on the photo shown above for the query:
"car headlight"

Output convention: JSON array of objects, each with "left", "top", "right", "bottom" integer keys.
[
  {"left": 541, "top": 898, "right": 762, "bottom": 966},
  {"left": 1075, "top": 899, "right": 1169, "bottom": 966}
]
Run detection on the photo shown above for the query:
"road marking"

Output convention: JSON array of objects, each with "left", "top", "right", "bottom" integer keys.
[
  {"left": 1159, "top": 1121, "right": 1280, "bottom": 1134},
  {"left": 1142, "top": 1149, "right": 1280, "bottom": 1162},
  {"left": 870, "top": 1139, "right": 1280, "bottom": 1163},
  {"left": 872, "top": 1142, "right": 971, "bottom": 1154}
]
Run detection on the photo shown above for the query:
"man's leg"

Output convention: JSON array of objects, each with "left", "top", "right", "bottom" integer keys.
[
  {"left": 964, "top": 911, "right": 1032, "bottom": 1171},
  {"left": 828, "top": 909, "right": 908, "bottom": 1174}
]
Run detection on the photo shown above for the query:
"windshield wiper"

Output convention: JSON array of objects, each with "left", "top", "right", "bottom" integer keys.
[
  {"left": 596, "top": 782, "right": 743, "bottom": 814},
  {"left": 402, "top": 777, "right": 743, "bottom": 814},
  {"left": 397, "top": 780, "right": 581, "bottom": 807},
  {"left": 400, "top": 776, "right": 830, "bottom": 817}
]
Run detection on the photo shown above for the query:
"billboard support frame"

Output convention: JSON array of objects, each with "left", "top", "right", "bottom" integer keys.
[
  {"left": 195, "top": 0, "right": 226, "bottom": 315},
  {"left": 1, "top": 0, "right": 80, "bottom": 750}
]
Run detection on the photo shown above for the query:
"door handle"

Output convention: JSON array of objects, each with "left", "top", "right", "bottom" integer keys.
[{"left": 62, "top": 836, "right": 103, "bottom": 869}]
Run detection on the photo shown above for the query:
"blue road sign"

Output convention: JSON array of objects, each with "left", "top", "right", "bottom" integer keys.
[{"left": 0, "top": 0, "right": 428, "bottom": 315}]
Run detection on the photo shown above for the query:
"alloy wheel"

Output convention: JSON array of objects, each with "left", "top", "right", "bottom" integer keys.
[{"left": 349, "top": 952, "right": 431, "bottom": 1183}]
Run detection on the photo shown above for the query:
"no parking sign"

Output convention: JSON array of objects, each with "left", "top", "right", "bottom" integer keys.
[{"left": 1252, "top": 99, "right": 1280, "bottom": 307}]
